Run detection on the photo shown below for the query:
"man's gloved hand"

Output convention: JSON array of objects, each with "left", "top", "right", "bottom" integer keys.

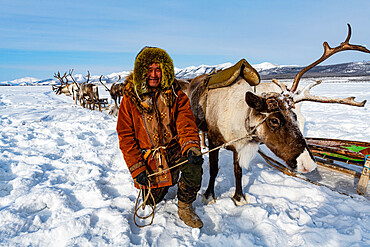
[
  {"left": 135, "top": 171, "right": 149, "bottom": 186},
  {"left": 187, "top": 147, "right": 204, "bottom": 165}
]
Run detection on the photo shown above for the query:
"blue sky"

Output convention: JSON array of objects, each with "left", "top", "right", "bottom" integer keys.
[{"left": 0, "top": 0, "right": 369, "bottom": 81}]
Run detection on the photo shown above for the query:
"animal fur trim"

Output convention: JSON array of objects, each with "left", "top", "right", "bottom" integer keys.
[{"left": 133, "top": 47, "right": 175, "bottom": 97}]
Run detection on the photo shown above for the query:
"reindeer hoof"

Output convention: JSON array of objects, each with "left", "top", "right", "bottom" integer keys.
[
  {"left": 232, "top": 194, "right": 248, "bottom": 206},
  {"left": 202, "top": 194, "right": 217, "bottom": 205}
]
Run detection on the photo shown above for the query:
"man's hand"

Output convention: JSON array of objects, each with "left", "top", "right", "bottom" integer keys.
[
  {"left": 187, "top": 147, "right": 204, "bottom": 165},
  {"left": 135, "top": 171, "right": 149, "bottom": 186}
]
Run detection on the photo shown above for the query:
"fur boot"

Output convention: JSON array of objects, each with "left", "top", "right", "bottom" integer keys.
[{"left": 178, "top": 200, "right": 203, "bottom": 228}]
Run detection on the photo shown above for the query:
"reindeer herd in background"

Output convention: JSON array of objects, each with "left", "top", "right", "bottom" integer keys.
[{"left": 52, "top": 70, "right": 125, "bottom": 113}]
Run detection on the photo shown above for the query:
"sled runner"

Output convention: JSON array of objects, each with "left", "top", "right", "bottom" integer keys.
[{"left": 259, "top": 137, "right": 370, "bottom": 196}]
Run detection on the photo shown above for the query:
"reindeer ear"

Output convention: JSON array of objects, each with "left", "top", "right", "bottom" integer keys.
[{"left": 245, "top": 91, "right": 265, "bottom": 111}]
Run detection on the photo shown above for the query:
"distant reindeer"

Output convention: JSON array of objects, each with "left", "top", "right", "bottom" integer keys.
[
  {"left": 69, "top": 70, "right": 101, "bottom": 111},
  {"left": 62, "top": 69, "right": 80, "bottom": 105},
  {"left": 99, "top": 75, "right": 125, "bottom": 106},
  {"left": 53, "top": 72, "right": 73, "bottom": 96},
  {"left": 188, "top": 24, "right": 369, "bottom": 205}
]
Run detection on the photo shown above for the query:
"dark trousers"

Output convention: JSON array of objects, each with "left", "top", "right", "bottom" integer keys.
[{"left": 142, "top": 159, "right": 203, "bottom": 205}]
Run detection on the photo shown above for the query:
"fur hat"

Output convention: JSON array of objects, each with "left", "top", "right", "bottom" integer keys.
[
  {"left": 124, "top": 47, "right": 181, "bottom": 113},
  {"left": 133, "top": 46, "right": 175, "bottom": 97}
]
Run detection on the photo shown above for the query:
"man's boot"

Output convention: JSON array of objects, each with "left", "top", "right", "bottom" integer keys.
[{"left": 178, "top": 200, "right": 203, "bottom": 228}]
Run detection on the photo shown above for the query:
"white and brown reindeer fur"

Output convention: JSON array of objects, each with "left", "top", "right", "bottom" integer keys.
[
  {"left": 188, "top": 76, "right": 316, "bottom": 205},
  {"left": 187, "top": 24, "right": 369, "bottom": 205}
]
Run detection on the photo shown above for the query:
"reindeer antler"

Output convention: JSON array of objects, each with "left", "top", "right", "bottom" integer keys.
[
  {"left": 54, "top": 71, "right": 68, "bottom": 85},
  {"left": 85, "top": 71, "right": 90, "bottom": 83},
  {"left": 116, "top": 75, "right": 122, "bottom": 83},
  {"left": 291, "top": 24, "right": 370, "bottom": 92},
  {"left": 99, "top": 75, "right": 110, "bottom": 91},
  {"left": 271, "top": 79, "right": 289, "bottom": 93},
  {"left": 293, "top": 80, "right": 366, "bottom": 107},
  {"left": 68, "top": 69, "right": 80, "bottom": 90}
]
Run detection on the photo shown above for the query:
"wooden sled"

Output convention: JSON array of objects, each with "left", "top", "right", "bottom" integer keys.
[
  {"left": 305, "top": 137, "right": 370, "bottom": 195},
  {"left": 85, "top": 98, "right": 109, "bottom": 109},
  {"left": 258, "top": 137, "right": 370, "bottom": 196}
]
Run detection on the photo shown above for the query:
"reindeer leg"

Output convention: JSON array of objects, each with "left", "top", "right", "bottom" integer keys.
[
  {"left": 200, "top": 131, "right": 207, "bottom": 148},
  {"left": 203, "top": 138, "right": 219, "bottom": 204},
  {"left": 95, "top": 91, "right": 101, "bottom": 111},
  {"left": 90, "top": 93, "right": 96, "bottom": 110},
  {"left": 232, "top": 151, "right": 248, "bottom": 206},
  {"left": 113, "top": 96, "right": 118, "bottom": 107}
]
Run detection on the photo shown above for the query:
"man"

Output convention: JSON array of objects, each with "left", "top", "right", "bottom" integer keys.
[{"left": 116, "top": 47, "right": 204, "bottom": 228}]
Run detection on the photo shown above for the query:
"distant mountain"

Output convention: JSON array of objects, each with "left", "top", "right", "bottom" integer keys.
[
  {"left": 174, "top": 62, "right": 233, "bottom": 79},
  {"left": 258, "top": 61, "right": 370, "bottom": 80},
  {"left": 0, "top": 71, "right": 131, "bottom": 86},
  {"left": 1, "top": 61, "right": 369, "bottom": 86},
  {"left": 0, "top": 77, "right": 40, "bottom": 86},
  {"left": 175, "top": 61, "right": 370, "bottom": 80}
]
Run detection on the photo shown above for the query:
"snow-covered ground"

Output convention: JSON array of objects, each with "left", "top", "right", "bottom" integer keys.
[{"left": 0, "top": 79, "right": 369, "bottom": 246}]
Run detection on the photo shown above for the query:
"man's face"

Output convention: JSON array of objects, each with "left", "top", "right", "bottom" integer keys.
[{"left": 147, "top": 63, "right": 162, "bottom": 89}]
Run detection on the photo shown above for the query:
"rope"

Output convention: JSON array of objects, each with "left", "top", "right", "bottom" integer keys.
[
  {"left": 147, "top": 111, "right": 273, "bottom": 178},
  {"left": 133, "top": 147, "right": 165, "bottom": 228},
  {"left": 133, "top": 180, "right": 157, "bottom": 228}
]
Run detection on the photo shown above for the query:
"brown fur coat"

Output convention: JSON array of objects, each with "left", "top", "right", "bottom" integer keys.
[{"left": 117, "top": 74, "right": 200, "bottom": 186}]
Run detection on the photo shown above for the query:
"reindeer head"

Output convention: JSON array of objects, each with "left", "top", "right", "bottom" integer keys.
[
  {"left": 246, "top": 24, "right": 369, "bottom": 173},
  {"left": 246, "top": 91, "right": 316, "bottom": 173},
  {"left": 53, "top": 71, "right": 71, "bottom": 95}
]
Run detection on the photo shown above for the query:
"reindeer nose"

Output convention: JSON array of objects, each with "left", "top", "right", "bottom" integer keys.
[{"left": 296, "top": 149, "right": 317, "bottom": 173}]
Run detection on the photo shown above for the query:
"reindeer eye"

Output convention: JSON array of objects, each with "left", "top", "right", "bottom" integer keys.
[{"left": 269, "top": 117, "right": 280, "bottom": 127}]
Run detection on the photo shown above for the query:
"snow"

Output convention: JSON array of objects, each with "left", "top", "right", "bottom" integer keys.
[
  {"left": 175, "top": 63, "right": 233, "bottom": 79},
  {"left": 0, "top": 78, "right": 370, "bottom": 246},
  {"left": 0, "top": 77, "right": 40, "bottom": 86},
  {"left": 252, "top": 62, "right": 280, "bottom": 71}
]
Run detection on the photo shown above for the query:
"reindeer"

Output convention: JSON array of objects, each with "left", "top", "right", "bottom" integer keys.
[
  {"left": 53, "top": 71, "right": 73, "bottom": 96},
  {"left": 69, "top": 70, "right": 101, "bottom": 111},
  {"left": 99, "top": 75, "right": 125, "bottom": 106},
  {"left": 58, "top": 69, "right": 80, "bottom": 105},
  {"left": 188, "top": 24, "right": 369, "bottom": 205}
]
